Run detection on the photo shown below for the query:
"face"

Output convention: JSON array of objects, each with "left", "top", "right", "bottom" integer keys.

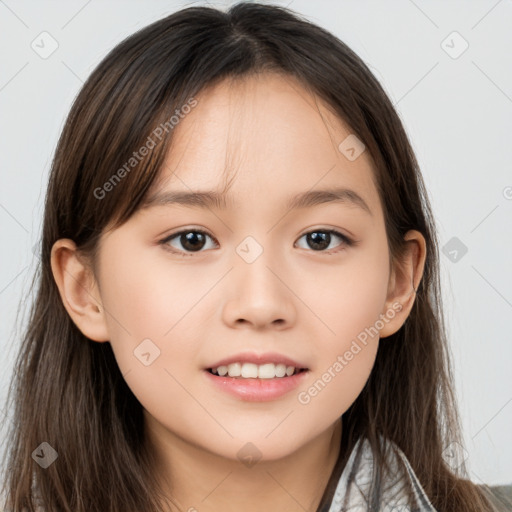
[{"left": 92, "top": 73, "right": 395, "bottom": 462}]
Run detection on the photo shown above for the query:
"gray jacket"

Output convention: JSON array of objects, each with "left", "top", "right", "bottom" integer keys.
[{"left": 326, "top": 436, "right": 437, "bottom": 511}]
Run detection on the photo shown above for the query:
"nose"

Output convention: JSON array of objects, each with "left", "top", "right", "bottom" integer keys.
[{"left": 221, "top": 251, "right": 297, "bottom": 331}]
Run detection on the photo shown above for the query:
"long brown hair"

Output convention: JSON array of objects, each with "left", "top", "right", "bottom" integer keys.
[{"left": 1, "top": 2, "right": 506, "bottom": 511}]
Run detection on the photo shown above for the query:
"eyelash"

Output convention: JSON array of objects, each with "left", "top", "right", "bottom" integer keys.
[{"left": 159, "top": 228, "right": 354, "bottom": 257}]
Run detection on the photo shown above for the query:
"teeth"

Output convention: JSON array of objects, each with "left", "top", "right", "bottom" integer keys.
[
  {"left": 211, "top": 362, "right": 302, "bottom": 379},
  {"left": 216, "top": 365, "right": 228, "bottom": 376},
  {"left": 227, "top": 362, "right": 241, "bottom": 377}
]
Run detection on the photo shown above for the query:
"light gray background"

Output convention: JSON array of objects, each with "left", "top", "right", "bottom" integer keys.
[{"left": 0, "top": 0, "right": 511, "bottom": 486}]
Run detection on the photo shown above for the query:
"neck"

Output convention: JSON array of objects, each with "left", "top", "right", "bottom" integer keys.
[{"left": 146, "top": 417, "right": 343, "bottom": 512}]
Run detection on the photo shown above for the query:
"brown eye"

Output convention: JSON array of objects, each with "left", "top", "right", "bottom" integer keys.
[
  {"left": 295, "top": 229, "right": 353, "bottom": 252},
  {"left": 178, "top": 232, "right": 207, "bottom": 251},
  {"left": 161, "top": 229, "right": 217, "bottom": 255}
]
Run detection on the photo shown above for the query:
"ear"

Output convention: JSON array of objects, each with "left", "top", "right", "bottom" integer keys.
[
  {"left": 50, "top": 238, "right": 109, "bottom": 342},
  {"left": 379, "top": 230, "right": 427, "bottom": 338}
]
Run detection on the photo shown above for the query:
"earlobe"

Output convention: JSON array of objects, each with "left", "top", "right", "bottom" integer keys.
[
  {"left": 50, "top": 238, "right": 110, "bottom": 342},
  {"left": 379, "top": 230, "right": 427, "bottom": 338}
]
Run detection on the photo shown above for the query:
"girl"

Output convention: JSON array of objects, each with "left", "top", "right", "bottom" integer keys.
[{"left": 1, "top": 2, "right": 507, "bottom": 511}]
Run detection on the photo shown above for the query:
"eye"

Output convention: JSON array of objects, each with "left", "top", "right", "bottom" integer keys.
[
  {"left": 159, "top": 227, "right": 354, "bottom": 257},
  {"left": 160, "top": 229, "right": 218, "bottom": 256},
  {"left": 295, "top": 229, "right": 353, "bottom": 253}
]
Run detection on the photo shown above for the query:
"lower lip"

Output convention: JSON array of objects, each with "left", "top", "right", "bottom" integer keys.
[{"left": 203, "top": 369, "right": 310, "bottom": 402}]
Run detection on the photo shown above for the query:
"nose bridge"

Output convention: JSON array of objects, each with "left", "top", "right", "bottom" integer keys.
[
  {"left": 222, "top": 232, "right": 295, "bottom": 328},
  {"left": 234, "top": 233, "right": 283, "bottom": 296}
]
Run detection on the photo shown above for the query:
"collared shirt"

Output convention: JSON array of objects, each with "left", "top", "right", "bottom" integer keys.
[{"left": 325, "top": 436, "right": 437, "bottom": 511}]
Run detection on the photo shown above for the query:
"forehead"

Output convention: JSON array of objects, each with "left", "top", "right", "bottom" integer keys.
[{"left": 145, "top": 72, "right": 381, "bottom": 217}]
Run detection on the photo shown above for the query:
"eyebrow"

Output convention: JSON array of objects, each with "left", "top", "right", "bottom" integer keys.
[{"left": 141, "top": 187, "right": 372, "bottom": 216}]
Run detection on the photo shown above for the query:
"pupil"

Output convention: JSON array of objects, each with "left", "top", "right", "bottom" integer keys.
[
  {"left": 308, "top": 231, "right": 329, "bottom": 250},
  {"left": 182, "top": 232, "right": 205, "bottom": 251}
]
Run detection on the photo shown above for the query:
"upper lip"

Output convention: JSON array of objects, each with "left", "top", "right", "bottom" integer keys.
[{"left": 206, "top": 351, "right": 309, "bottom": 370}]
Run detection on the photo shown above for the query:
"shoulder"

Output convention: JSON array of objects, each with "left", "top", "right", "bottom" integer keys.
[{"left": 327, "top": 435, "right": 437, "bottom": 511}]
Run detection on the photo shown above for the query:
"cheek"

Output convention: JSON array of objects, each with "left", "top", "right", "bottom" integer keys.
[
  {"left": 298, "top": 308, "right": 381, "bottom": 424},
  {"left": 308, "top": 338, "right": 379, "bottom": 413},
  {"left": 99, "top": 258, "right": 205, "bottom": 429},
  {"left": 101, "top": 244, "right": 212, "bottom": 332},
  {"left": 294, "top": 244, "right": 388, "bottom": 415},
  {"left": 294, "top": 242, "right": 390, "bottom": 344},
  {"left": 97, "top": 249, "right": 209, "bottom": 376}
]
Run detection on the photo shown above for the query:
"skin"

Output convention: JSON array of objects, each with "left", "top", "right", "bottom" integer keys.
[{"left": 51, "top": 72, "right": 426, "bottom": 512}]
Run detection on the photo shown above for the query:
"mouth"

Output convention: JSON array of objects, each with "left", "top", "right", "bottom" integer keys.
[
  {"left": 206, "top": 362, "right": 309, "bottom": 379},
  {"left": 204, "top": 363, "right": 310, "bottom": 401}
]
